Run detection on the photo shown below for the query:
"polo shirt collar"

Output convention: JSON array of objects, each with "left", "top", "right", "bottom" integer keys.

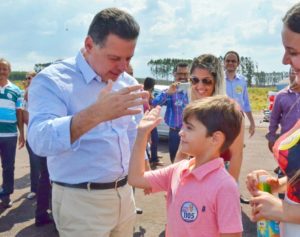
[
  {"left": 76, "top": 50, "right": 100, "bottom": 84},
  {"left": 182, "top": 158, "right": 224, "bottom": 181}
]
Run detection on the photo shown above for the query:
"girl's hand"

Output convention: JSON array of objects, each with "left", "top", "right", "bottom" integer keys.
[
  {"left": 250, "top": 191, "right": 283, "bottom": 222},
  {"left": 246, "top": 170, "right": 279, "bottom": 195}
]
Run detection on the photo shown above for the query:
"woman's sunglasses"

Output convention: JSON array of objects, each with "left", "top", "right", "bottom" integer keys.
[{"left": 190, "top": 76, "right": 214, "bottom": 86}]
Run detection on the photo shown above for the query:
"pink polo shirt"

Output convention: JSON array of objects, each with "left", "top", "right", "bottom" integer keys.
[{"left": 145, "top": 158, "right": 243, "bottom": 237}]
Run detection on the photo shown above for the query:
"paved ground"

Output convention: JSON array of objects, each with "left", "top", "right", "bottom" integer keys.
[{"left": 0, "top": 114, "right": 277, "bottom": 237}]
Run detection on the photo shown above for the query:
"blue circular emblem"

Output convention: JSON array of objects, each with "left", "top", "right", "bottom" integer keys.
[{"left": 180, "top": 201, "right": 198, "bottom": 223}]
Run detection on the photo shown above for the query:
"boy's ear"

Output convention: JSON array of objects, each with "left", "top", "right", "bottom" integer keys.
[{"left": 211, "top": 131, "right": 225, "bottom": 148}]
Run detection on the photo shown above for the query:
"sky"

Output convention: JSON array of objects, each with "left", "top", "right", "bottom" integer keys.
[{"left": 1, "top": 0, "right": 299, "bottom": 78}]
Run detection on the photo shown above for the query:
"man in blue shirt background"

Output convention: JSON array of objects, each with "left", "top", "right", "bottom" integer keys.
[
  {"left": 224, "top": 51, "right": 255, "bottom": 137},
  {"left": 152, "top": 62, "right": 189, "bottom": 163},
  {"left": 0, "top": 58, "right": 24, "bottom": 209}
]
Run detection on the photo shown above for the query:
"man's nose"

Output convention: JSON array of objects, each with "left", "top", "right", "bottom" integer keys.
[{"left": 118, "top": 60, "right": 128, "bottom": 71}]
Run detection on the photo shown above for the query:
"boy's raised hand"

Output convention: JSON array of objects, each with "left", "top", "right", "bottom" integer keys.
[{"left": 138, "top": 106, "right": 162, "bottom": 133}]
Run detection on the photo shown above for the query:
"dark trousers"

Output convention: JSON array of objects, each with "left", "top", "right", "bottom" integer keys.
[
  {"left": 168, "top": 128, "right": 181, "bottom": 163},
  {"left": 0, "top": 136, "right": 17, "bottom": 198},
  {"left": 36, "top": 156, "right": 51, "bottom": 219},
  {"left": 26, "top": 141, "right": 39, "bottom": 193},
  {"left": 150, "top": 128, "right": 159, "bottom": 163}
]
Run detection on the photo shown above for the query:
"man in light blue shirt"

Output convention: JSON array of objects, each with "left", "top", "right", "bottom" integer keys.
[
  {"left": 0, "top": 58, "right": 25, "bottom": 209},
  {"left": 28, "top": 8, "right": 148, "bottom": 237},
  {"left": 224, "top": 51, "right": 255, "bottom": 137}
]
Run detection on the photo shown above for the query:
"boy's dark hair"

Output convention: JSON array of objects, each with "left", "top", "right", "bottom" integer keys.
[
  {"left": 183, "top": 95, "right": 242, "bottom": 153},
  {"left": 173, "top": 62, "right": 189, "bottom": 73},
  {"left": 283, "top": 3, "right": 300, "bottom": 33},
  {"left": 224, "top": 50, "right": 240, "bottom": 63},
  {"left": 88, "top": 8, "right": 140, "bottom": 46},
  {"left": 144, "top": 77, "right": 156, "bottom": 91}
]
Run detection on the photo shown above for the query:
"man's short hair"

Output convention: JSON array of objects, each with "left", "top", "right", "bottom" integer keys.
[
  {"left": 88, "top": 8, "right": 140, "bottom": 47},
  {"left": 183, "top": 95, "right": 242, "bottom": 153},
  {"left": 173, "top": 62, "right": 189, "bottom": 73},
  {"left": 224, "top": 51, "right": 240, "bottom": 63}
]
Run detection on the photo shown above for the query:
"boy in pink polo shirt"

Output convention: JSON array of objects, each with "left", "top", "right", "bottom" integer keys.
[{"left": 128, "top": 96, "right": 243, "bottom": 237}]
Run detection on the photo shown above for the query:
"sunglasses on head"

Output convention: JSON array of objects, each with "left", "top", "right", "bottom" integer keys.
[{"left": 190, "top": 76, "right": 214, "bottom": 86}]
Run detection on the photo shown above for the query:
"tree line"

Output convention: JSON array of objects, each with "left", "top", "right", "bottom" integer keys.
[
  {"left": 148, "top": 57, "right": 288, "bottom": 87},
  {"left": 9, "top": 57, "right": 288, "bottom": 88},
  {"left": 9, "top": 62, "right": 55, "bottom": 81}
]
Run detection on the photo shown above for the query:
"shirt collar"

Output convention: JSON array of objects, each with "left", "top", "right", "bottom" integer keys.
[
  {"left": 225, "top": 73, "right": 241, "bottom": 81},
  {"left": 76, "top": 50, "right": 99, "bottom": 84},
  {"left": 181, "top": 158, "right": 224, "bottom": 181}
]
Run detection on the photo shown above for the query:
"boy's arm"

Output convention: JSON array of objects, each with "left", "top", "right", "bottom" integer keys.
[
  {"left": 128, "top": 107, "right": 163, "bottom": 189},
  {"left": 220, "top": 233, "right": 242, "bottom": 237}
]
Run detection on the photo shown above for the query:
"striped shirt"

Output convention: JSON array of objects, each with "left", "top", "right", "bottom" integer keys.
[{"left": 0, "top": 81, "right": 23, "bottom": 137}]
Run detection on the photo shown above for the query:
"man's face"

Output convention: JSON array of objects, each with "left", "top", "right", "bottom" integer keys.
[
  {"left": 174, "top": 66, "right": 189, "bottom": 82},
  {"left": 84, "top": 34, "right": 137, "bottom": 82},
  {"left": 224, "top": 53, "right": 239, "bottom": 73},
  {"left": 0, "top": 62, "right": 10, "bottom": 85}
]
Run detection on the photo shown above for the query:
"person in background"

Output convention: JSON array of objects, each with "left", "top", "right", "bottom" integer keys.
[
  {"left": 28, "top": 8, "right": 148, "bottom": 236},
  {"left": 266, "top": 67, "right": 300, "bottom": 152},
  {"left": 23, "top": 71, "right": 38, "bottom": 200},
  {"left": 152, "top": 62, "right": 189, "bottom": 163},
  {"left": 23, "top": 71, "right": 53, "bottom": 226},
  {"left": 0, "top": 58, "right": 24, "bottom": 209},
  {"left": 143, "top": 77, "right": 162, "bottom": 167},
  {"left": 246, "top": 3, "right": 300, "bottom": 236},
  {"left": 129, "top": 96, "right": 243, "bottom": 237},
  {"left": 224, "top": 50, "right": 255, "bottom": 137}
]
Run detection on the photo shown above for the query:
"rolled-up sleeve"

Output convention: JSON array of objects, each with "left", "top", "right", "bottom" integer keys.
[{"left": 28, "top": 74, "right": 79, "bottom": 156}]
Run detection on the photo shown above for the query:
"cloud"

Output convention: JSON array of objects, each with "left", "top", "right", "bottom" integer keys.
[{"left": 0, "top": 0, "right": 299, "bottom": 76}]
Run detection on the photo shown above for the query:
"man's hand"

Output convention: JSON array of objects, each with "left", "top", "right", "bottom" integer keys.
[
  {"left": 18, "top": 133, "right": 25, "bottom": 149},
  {"left": 167, "top": 82, "right": 178, "bottom": 95},
  {"left": 249, "top": 122, "right": 255, "bottom": 137},
  {"left": 70, "top": 80, "right": 149, "bottom": 143},
  {"left": 95, "top": 80, "right": 149, "bottom": 121}
]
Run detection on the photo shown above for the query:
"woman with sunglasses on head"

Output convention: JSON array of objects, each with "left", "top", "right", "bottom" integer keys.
[
  {"left": 246, "top": 3, "right": 300, "bottom": 236},
  {"left": 175, "top": 54, "right": 245, "bottom": 192}
]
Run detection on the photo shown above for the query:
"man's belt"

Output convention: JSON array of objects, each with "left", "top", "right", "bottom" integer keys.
[{"left": 52, "top": 176, "right": 128, "bottom": 191}]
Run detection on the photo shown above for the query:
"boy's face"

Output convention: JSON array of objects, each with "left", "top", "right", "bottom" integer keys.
[{"left": 179, "top": 116, "right": 210, "bottom": 157}]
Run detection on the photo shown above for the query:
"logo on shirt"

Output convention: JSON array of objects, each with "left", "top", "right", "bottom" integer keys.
[
  {"left": 180, "top": 201, "right": 198, "bottom": 222},
  {"left": 235, "top": 86, "right": 243, "bottom": 94}
]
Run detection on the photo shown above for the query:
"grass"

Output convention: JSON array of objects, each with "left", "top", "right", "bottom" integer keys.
[
  {"left": 12, "top": 79, "right": 274, "bottom": 113},
  {"left": 13, "top": 80, "right": 26, "bottom": 90},
  {"left": 248, "top": 87, "right": 276, "bottom": 112}
]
